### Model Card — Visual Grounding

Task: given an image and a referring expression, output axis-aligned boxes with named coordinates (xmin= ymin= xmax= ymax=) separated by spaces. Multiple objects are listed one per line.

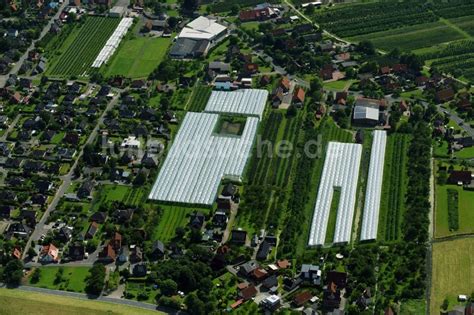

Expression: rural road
xmin=0 ymin=1 xmax=68 ymax=88
xmin=22 ymin=91 xmax=121 ymax=259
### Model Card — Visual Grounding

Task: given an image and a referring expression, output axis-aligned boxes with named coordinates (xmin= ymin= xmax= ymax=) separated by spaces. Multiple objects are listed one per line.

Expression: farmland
xmin=0 ymin=288 xmax=161 ymax=315
xmin=378 ymin=134 xmax=410 ymax=241
xmin=430 ymin=237 xmax=474 ymax=315
xmin=102 ymin=36 xmax=171 ymax=79
xmin=236 ymin=111 xmax=303 ymax=235
xmin=435 ymin=184 xmax=474 ymax=238
xmin=187 ymin=85 xmax=212 ymax=112
xmin=48 ymin=17 xmax=120 ymax=77
xmin=279 ymin=118 xmax=353 ymax=257
xmin=312 ymin=0 xmax=474 ymax=60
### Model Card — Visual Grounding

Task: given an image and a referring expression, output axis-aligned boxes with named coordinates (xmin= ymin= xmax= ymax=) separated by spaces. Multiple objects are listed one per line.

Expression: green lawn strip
xmin=325 ymin=187 xmax=341 ymax=244
xmin=454 ymin=146 xmax=474 ymax=158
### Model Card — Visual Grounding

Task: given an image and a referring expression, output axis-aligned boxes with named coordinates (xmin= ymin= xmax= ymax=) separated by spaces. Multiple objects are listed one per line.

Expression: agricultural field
xmin=0 ymin=288 xmax=161 ymax=315
xmin=236 ymin=111 xmax=303 ymax=236
xmin=312 ymin=0 xmax=474 ymax=58
xmin=435 ymin=184 xmax=474 ymax=238
xmin=187 ymin=85 xmax=212 ymax=112
xmin=153 ymin=205 xmax=209 ymax=242
xmin=48 ymin=17 xmax=120 ymax=77
xmin=430 ymin=237 xmax=474 ymax=315
xmin=102 ymin=36 xmax=171 ymax=79
xmin=378 ymin=134 xmax=410 ymax=241
xmin=28 ymin=267 xmax=90 ymax=292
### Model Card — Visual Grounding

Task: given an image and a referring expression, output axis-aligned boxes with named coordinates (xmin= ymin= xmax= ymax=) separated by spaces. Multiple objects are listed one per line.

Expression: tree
xmin=3 ymin=259 xmax=23 ymax=286
xmin=160 ymin=279 xmax=178 ymax=296
xmin=441 ymin=298 xmax=449 ymax=310
xmin=358 ymin=40 xmax=376 ymax=55
xmin=185 ymin=292 xmax=206 ymax=315
xmin=181 ymin=0 xmax=198 ymax=11
xmin=85 ymin=264 xmax=106 ymax=295
xmin=287 ymin=105 xmax=297 ymax=117
xmin=30 ymin=268 xmax=41 ymax=284
xmin=230 ymin=4 xmax=239 ymax=15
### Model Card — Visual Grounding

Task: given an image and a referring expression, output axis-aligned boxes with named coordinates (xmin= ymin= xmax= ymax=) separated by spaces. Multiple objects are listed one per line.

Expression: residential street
xmin=0 ymin=1 xmax=68 ymax=88
xmin=22 ymin=92 xmax=121 ymax=259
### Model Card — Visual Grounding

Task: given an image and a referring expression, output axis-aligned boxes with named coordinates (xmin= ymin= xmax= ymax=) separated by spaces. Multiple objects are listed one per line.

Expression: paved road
xmin=0 ymin=114 xmax=21 ymax=141
xmin=0 ymin=1 xmax=68 ymax=88
xmin=22 ymin=92 xmax=120 ymax=259
xmin=6 ymin=285 xmax=180 ymax=314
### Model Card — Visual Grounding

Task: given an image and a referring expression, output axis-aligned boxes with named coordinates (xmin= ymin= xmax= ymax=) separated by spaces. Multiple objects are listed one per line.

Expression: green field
xmin=455 ymin=146 xmax=474 ymax=159
xmin=153 ymin=205 xmax=209 ymax=242
xmin=378 ymin=134 xmax=410 ymax=241
xmin=349 ymin=21 xmax=464 ymax=52
xmin=0 ymin=288 xmax=161 ymax=315
xmin=400 ymin=299 xmax=426 ymax=315
xmin=431 ymin=237 xmax=474 ymax=315
xmin=102 ymin=36 xmax=171 ymax=79
xmin=48 ymin=17 xmax=120 ymax=77
xmin=28 ymin=267 xmax=90 ymax=292
xmin=435 ymin=184 xmax=474 ymax=238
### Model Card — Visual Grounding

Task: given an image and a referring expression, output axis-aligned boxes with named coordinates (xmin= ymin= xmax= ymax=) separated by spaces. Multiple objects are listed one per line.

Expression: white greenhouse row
xmin=148 ymin=112 xmax=259 ymax=205
xmin=91 ymin=17 xmax=133 ymax=68
xmin=205 ymin=89 xmax=269 ymax=119
xmin=360 ymin=130 xmax=387 ymax=241
xmin=308 ymin=142 xmax=362 ymax=246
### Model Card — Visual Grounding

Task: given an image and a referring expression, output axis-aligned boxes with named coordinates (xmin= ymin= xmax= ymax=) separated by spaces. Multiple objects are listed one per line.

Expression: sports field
xmin=48 ymin=17 xmax=120 ymax=77
xmin=0 ymin=288 xmax=162 ymax=315
xmin=102 ymin=36 xmax=171 ymax=79
xmin=435 ymin=184 xmax=474 ymax=238
xmin=430 ymin=237 xmax=474 ymax=314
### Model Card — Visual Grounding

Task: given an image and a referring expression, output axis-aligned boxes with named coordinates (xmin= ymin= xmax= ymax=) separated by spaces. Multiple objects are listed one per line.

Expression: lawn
xmin=28 ymin=267 xmax=90 ymax=293
xmin=91 ymin=184 xmax=146 ymax=212
xmin=323 ymin=79 xmax=355 ymax=91
xmin=47 ymin=17 xmax=120 ymax=77
xmin=102 ymin=36 xmax=171 ymax=79
xmin=153 ymin=204 xmax=209 ymax=242
xmin=430 ymin=237 xmax=474 ymax=314
xmin=455 ymin=146 xmax=474 ymax=159
xmin=0 ymin=288 xmax=161 ymax=315
xmin=400 ymin=299 xmax=426 ymax=315
xmin=435 ymin=184 xmax=474 ymax=238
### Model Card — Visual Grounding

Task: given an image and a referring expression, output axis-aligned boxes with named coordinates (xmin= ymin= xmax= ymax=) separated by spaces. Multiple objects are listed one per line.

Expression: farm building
xmin=170 ymin=16 xmax=227 ymax=59
xmin=353 ymin=98 xmax=385 ymax=127
xmin=308 ymin=142 xmax=362 ymax=246
xmin=360 ymin=130 xmax=387 ymax=241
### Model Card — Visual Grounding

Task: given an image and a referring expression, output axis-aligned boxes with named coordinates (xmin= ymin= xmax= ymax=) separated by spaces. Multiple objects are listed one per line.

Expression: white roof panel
xmin=204 ymin=89 xmax=268 ymax=119
xmin=360 ymin=130 xmax=387 ymax=241
xmin=308 ymin=142 xmax=362 ymax=246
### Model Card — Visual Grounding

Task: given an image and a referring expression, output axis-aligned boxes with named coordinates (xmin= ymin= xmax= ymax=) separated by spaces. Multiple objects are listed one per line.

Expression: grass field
xmin=28 ymin=267 xmax=90 ymax=292
xmin=153 ymin=204 xmax=209 ymax=242
xmin=400 ymin=299 xmax=426 ymax=315
xmin=48 ymin=17 xmax=120 ymax=77
xmin=102 ymin=36 xmax=171 ymax=79
xmin=0 ymin=288 xmax=161 ymax=315
xmin=435 ymin=184 xmax=474 ymax=238
xmin=455 ymin=146 xmax=474 ymax=159
xmin=430 ymin=237 xmax=474 ymax=314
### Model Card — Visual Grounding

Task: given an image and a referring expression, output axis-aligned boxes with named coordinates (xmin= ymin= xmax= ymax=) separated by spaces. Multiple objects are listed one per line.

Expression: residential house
xmin=301 ymin=264 xmax=321 ymax=285
xmin=98 ymin=243 xmax=116 ymax=262
xmin=230 ymin=229 xmax=247 ymax=245
xmin=239 ymin=284 xmax=258 ymax=301
xmin=293 ymin=87 xmax=305 ymax=107
xmin=189 ymin=212 xmax=206 ymax=229
xmin=39 ymin=243 xmax=60 ymax=263
xmin=149 ymin=240 xmax=165 ymax=260
xmin=77 ymin=180 xmax=94 ymax=199
xmin=238 ymin=260 xmax=258 ymax=277
xmin=85 ymin=222 xmax=99 ymax=239
xmin=90 ymin=212 xmax=107 ymax=224
xmin=447 ymin=170 xmax=473 ymax=185
xmin=293 ymin=291 xmax=313 ymax=307
xmin=132 ymin=264 xmax=147 ymax=277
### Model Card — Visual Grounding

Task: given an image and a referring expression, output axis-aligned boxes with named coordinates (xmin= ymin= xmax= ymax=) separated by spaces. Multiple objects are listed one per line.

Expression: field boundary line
xmin=439 ymin=17 xmax=473 ymax=40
